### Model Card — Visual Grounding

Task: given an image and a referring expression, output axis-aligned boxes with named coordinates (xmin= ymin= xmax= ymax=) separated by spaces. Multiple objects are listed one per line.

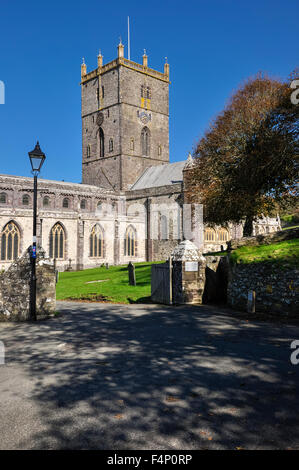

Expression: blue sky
xmin=0 ymin=0 xmax=298 ymax=183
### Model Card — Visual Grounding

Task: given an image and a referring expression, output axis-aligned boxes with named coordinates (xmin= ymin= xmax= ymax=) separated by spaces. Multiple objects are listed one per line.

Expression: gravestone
xmin=171 ymin=240 xmax=206 ymax=304
xmin=128 ymin=261 xmax=136 ymax=286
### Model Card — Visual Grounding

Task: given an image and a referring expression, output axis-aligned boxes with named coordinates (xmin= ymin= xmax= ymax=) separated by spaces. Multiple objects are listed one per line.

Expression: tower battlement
xmin=81 ymin=47 xmax=170 ymax=84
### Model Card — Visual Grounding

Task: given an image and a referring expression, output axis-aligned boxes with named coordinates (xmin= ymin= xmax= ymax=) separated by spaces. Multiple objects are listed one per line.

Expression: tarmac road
xmin=0 ymin=301 xmax=298 ymax=450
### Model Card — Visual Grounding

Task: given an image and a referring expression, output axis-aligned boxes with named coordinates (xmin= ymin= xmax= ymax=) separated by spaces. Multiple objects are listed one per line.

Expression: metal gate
xmin=151 ymin=259 xmax=172 ymax=305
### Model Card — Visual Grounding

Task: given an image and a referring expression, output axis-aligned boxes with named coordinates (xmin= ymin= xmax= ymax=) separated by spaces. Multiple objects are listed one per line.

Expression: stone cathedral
xmin=0 ymin=42 xmax=281 ymax=271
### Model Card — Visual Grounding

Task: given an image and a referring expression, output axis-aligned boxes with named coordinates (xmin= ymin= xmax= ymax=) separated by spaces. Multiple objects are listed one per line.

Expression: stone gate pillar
xmin=171 ymin=240 xmax=206 ymax=304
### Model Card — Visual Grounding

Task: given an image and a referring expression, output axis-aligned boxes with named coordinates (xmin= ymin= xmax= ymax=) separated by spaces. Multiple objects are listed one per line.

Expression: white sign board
xmin=185 ymin=261 xmax=198 ymax=272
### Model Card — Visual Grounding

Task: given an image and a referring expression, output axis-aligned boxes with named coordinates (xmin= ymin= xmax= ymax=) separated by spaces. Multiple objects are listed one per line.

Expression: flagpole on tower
xmin=128 ymin=16 xmax=131 ymax=60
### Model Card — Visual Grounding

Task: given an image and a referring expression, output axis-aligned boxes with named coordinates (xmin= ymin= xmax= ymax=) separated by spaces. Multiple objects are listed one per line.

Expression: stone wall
xmin=227 ymin=228 xmax=299 ymax=315
xmin=227 ymin=262 xmax=299 ymax=315
xmin=0 ymin=247 xmax=56 ymax=321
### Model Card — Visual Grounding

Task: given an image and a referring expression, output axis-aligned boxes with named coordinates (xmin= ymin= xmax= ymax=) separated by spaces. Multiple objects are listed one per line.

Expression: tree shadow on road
xmin=2 ymin=302 xmax=299 ymax=449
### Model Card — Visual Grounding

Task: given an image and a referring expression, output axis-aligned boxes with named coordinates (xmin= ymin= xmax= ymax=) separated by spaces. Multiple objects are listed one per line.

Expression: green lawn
xmin=230 ymin=238 xmax=299 ymax=266
xmin=56 ymin=262 xmax=162 ymax=304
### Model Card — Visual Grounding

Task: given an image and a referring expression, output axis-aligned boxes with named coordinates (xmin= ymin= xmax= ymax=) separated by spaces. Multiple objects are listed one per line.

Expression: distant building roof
xmin=130 ymin=161 xmax=185 ymax=190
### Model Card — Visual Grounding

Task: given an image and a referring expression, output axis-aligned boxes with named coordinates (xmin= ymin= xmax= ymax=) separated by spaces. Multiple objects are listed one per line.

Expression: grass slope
xmin=230 ymin=238 xmax=299 ymax=266
xmin=56 ymin=262 xmax=162 ymax=304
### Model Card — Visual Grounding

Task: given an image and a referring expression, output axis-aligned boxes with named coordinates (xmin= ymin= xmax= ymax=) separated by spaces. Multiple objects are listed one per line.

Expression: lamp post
xmin=28 ymin=141 xmax=46 ymax=321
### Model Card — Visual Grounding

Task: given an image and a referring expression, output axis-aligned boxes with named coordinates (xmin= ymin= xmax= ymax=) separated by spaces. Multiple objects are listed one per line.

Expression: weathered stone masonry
xmin=0 ymin=247 xmax=56 ymax=321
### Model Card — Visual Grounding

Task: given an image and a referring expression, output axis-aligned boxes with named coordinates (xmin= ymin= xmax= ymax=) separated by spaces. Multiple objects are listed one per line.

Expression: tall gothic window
xmin=124 ymin=226 xmax=136 ymax=257
xmin=146 ymin=87 xmax=151 ymax=99
xmin=204 ymin=228 xmax=216 ymax=242
xmin=218 ymin=228 xmax=229 ymax=242
xmin=0 ymin=193 xmax=7 ymax=204
xmin=0 ymin=221 xmax=20 ymax=261
xmin=89 ymin=224 xmax=104 ymax=258
xmin=99 ymin=127 xmax=104 ymax=157
xmin=49 ymin=223 xmax=65 ymax=259
xmin=141 ymin=127 xmax=150 ymax=156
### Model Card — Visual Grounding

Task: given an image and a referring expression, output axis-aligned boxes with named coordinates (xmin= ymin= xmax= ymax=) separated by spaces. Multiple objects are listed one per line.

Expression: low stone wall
xmin=226 ymin=228 xmax=299 ymax=315
xmin=227 ymin=262 xmax=299 ymax=315
xmin=0 ymin=247 xmax=56 ymax=321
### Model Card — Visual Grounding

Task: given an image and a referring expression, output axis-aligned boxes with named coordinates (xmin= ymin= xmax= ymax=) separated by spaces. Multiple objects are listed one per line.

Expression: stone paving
xmin=0 ymin=301 xmax=298 ymax=449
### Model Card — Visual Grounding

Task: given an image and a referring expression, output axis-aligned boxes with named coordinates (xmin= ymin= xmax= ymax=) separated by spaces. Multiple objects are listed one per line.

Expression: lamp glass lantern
xmin=28 ymin=141 xmax=46 ymax=173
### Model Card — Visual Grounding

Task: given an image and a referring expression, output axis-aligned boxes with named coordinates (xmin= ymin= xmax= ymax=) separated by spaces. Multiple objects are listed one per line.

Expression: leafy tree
xmin=188 ymin=72 xmax=299 ymax=236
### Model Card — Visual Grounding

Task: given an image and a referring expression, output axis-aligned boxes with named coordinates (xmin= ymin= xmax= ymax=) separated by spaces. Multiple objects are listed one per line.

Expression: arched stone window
xmin=43 ymin=196 xmax=50 ymax=207
xmin=125 ymin=226 xmax=137 ymax=257
xmin=80 ymin=199 xmax=86 ymax=210
xmin=218 ymin=228 xmax=229 ymax=242
xmin=158 ymin=144 xmax=162 ymax=157
xmin=99 ymin=127 xmax=104 ymax=157
xmin=109 ymin=138 xmax=114 ymax=152
xmin=22 ymin=194 xmax=30 ymax=206
xmin=146 ymin=87 xmax=151 ymax=99
xmin=89 ymin=224 xmax=104 ymax=258
xmin=141 ymin=127 xmax=150 ymax=156
xmin=204 ymin=227 xmax=216 ymax=242
xmin=49 ymin=223 xmax=65 ymax=259
xmin=63 ymin=198 xmax=69 ymax=208
xmin=130 ymin=137 xmax=135 ymax=151
xmin=0 ymin=221 xmax=20 ymax=261
xmin=0 ymin=193 xmax=7 ymax=204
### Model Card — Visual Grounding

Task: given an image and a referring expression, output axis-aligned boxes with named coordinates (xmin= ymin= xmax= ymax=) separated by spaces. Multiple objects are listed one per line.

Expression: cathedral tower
xmin=81 ymin=42 xmax=170 ymax=191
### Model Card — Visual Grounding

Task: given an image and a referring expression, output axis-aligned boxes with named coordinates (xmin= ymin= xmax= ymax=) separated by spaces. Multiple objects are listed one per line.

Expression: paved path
xmin=0 ymin=301 xmax=298 ymax=449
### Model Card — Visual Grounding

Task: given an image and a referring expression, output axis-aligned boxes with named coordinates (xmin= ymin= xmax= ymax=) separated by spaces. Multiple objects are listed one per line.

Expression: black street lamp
xmin=28 ymin=141 xmax=46 ymax=321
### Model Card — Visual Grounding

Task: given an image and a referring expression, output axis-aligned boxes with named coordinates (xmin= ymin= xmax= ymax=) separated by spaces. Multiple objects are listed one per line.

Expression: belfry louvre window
xmin=1 ymin=222 xmax=20 ymax=261
xmin=0 ymin=193 xmax=7 ymax=204
xmin=49 ymin=223 xmax=65 ymax=259
xmin=89 ymin=224 xmax=104 ymax=258
xmin=80 ymin=199 xmax=86 ymax=210
xmin=125 ymin=226 xmax=136 ymax=257
xmin=63 ymin=198 xmax=69 ymax=208
xmin=141 ymin=127 xmax=150 ymax=156
xmin=146 ymin=87 xmax=151 ymax=99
